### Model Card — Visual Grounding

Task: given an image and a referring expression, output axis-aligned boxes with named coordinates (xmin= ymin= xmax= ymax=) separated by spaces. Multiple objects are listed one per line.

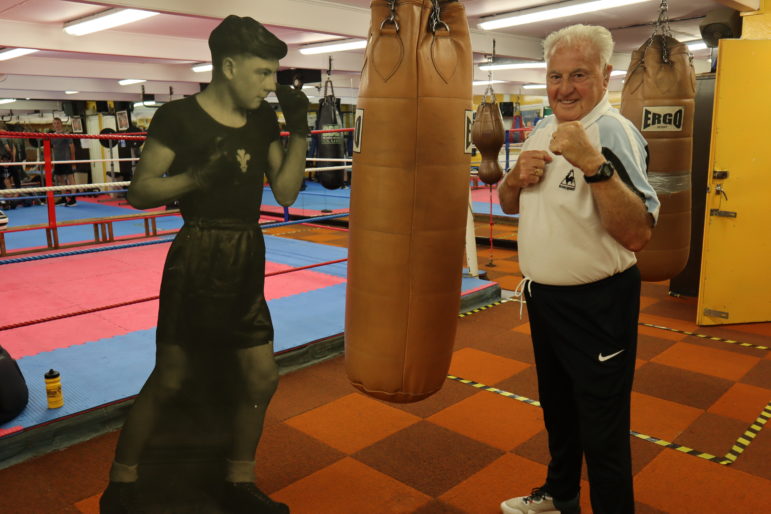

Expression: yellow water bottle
xmin=45 ymin=369 xmax=64 ymax=409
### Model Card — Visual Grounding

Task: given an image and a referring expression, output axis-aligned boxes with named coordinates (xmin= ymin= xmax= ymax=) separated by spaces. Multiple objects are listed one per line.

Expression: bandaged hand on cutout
xmin=276 ymin=85 xmax=309 ymax=138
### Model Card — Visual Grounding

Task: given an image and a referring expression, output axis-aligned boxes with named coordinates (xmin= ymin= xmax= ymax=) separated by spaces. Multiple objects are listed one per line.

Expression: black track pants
xmin=525 ymin=266 xmax=640 ymax=514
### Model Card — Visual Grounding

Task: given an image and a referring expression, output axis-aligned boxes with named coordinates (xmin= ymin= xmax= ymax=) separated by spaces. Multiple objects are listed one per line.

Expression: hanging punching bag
xmin=316 ymin=81 xmax=346 ymax=190
xmin=345 ymin=0 xmax=472 ymax=403
xmin=620 ymin=34 xmax=695 ymax=282
xmin=471 ymin=92 xmax=504 ymax=185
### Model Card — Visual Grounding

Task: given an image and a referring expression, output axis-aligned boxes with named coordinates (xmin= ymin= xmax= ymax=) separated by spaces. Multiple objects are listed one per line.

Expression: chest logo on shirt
xmin=559 ymin=169 xmax=576 ymax=191
xmin=236 ymin=149 xmax=250 ymax=173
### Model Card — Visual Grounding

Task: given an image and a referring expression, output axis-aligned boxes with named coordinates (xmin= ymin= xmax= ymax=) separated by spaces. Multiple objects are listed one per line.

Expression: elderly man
xmin=498 ymin=25 xmax=659 ymax=514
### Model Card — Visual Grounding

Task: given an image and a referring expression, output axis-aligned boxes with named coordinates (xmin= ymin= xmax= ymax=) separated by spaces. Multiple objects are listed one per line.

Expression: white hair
xmin=543 ymin=24 xmax=614 ymax=68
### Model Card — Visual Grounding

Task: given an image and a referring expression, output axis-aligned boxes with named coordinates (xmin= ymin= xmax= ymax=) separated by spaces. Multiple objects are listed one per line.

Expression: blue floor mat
xmin=1 ymin=275 xmax=495 ymax=434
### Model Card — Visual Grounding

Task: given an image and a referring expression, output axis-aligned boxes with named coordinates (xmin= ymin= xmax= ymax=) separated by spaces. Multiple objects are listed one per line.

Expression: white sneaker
xmin=501 ymin=486 xmax=560 ymax=514
xmin=501 ymin=486 xmax=581 ymax=514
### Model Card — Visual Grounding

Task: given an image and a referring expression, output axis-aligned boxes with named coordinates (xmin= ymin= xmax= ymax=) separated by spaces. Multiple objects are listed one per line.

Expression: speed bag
xmin=345 ymin=0 xmax=473 ymax=403
xmin=316 ymin=96 xmax=346 ymax=190
xmin=471 ymin=100 xmax=505 ymax=185
xmin=620 ymin=35 xmax=696 ymax=282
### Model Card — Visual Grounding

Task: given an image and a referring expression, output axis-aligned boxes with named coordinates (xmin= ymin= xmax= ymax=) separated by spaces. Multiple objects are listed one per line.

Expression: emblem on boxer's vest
xmin=559 ymin=169 xmax=576 ymax=191
xmin=236 ymin=149 xmax=250 ymax=173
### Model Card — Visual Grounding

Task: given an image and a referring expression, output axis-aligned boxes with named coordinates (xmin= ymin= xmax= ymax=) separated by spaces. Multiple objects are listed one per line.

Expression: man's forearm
xmin=589 ymin=175 xmax=652 ymax=252
xmin=271 ymin=135 xmax=307 ymax=206
xmin=498 ymin=169 xmax=522 ymax=214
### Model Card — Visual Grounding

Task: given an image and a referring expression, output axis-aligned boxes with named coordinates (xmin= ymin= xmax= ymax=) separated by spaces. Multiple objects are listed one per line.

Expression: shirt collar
xmin=579 ymin=92 xmax=612 ymax=129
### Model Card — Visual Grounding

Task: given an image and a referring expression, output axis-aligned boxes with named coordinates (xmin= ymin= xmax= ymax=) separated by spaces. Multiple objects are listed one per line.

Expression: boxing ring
xmin=0 ymin=128 xmax=500 ymax=466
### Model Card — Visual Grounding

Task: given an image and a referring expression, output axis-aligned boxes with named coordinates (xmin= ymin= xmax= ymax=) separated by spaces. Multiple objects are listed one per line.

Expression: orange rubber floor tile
xmin=651 ymin=341 xmax=760 ymax=381
xmin=708 ymin=383 xmax=771 ymax=424
xmin=634 ymin=448 xmax=771 ymax=513
xmin=440 ymin=453 xmax=594 ymax=514
xmin=630 ymin=392 xmax=704 ymax=442
xmin=428 ymin=391 xmax=544 ymax=451
xmin=272 ymin=457 xmax=431 ymax=514
xmin=74 ymin=495 xmax=99 ymax=514
xmin=284 ymin=393 xmax=420 ymax=454
xmin=448 ymin=347 xmax=530 ymax=386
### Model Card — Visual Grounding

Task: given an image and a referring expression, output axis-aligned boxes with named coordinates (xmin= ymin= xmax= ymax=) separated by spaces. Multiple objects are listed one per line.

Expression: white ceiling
xmin=0 ymin=0 xmax=737 ymax=113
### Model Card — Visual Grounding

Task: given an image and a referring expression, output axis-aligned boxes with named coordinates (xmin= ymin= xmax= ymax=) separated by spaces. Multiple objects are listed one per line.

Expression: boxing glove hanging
xmin=345 ymin=0 xmax=473 ymax=403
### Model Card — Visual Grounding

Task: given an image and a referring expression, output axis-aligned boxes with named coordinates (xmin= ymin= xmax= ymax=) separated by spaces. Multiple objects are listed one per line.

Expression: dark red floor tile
xmin=673 ymin=412 xmax=748 ymax=460
xmin=254 ymin=422 xmax=345 ymax=494
xmin=633 ymin=361 xmax=733 ymax=410
xmin=740 ymin=359 xmax=771 ymax=389
xmin=388 ymin=378 xmax=478 ymax=419
xmin=354 ymin=421 xmax=503 ymax=497
xmin=636 ymin=333 xmax=677 ymax=361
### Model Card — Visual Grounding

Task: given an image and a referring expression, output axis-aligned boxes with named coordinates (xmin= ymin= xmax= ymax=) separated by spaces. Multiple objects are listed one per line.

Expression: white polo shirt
xmin=504 ymin=96 xmax=660 ymax=286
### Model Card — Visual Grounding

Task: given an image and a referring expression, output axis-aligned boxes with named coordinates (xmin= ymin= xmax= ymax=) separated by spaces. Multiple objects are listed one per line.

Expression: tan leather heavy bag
xmin=345 ymin=0 xmax=472 ymax=403
xmin=472 ymin=98 xmax=505 ymax=185
xmin=620 ymin=36 xmax=695 ymax=282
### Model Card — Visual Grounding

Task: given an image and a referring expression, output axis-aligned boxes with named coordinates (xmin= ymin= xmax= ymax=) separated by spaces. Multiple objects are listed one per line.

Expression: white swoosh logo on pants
xmin=598 ymin=349 xmax=624 ymax=362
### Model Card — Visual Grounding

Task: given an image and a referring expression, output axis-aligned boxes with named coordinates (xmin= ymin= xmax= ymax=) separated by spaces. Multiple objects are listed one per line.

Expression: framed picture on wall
xmin=116 ymin=110 xmax=130 ymax=131
xmin=71 ymin=116 xmax=83 ymax=134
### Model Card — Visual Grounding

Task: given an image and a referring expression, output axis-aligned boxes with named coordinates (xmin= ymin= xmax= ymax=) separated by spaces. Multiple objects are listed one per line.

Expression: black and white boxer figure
xmin=498 ymin=25 xmax=660 ymax=514
xmin=100 ymin=15 xmax=308 ymax=514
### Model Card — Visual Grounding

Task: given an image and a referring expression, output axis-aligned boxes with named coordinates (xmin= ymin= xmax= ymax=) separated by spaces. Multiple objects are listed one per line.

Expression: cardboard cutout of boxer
xmin=100 ymin=16 xmax=308 ymax=514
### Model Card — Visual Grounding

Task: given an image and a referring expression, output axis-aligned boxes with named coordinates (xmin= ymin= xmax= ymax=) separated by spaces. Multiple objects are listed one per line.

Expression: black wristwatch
xmin=584 ymin=160 xmax=615 ymax=183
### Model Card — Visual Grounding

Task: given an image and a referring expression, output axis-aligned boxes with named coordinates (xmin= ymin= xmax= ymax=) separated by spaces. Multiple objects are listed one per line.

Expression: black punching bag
xmin=315 ymin=81 xmax=346 ymax=190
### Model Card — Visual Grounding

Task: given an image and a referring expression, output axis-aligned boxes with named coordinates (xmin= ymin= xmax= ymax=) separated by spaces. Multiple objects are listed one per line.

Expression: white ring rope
xmin=0 ymin=181 xmax=132 ymax=195
xmin=0 ymin=158 xmax=140 ymax=167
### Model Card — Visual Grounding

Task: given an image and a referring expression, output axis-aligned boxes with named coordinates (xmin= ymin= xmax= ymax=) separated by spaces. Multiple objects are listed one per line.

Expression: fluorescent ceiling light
xmin=64 ymin=8 xmax=159 ymax=36
xmin=472 ymin=80 xmax=506 ymax=86
xmin=522 ymin=84 xmax=546 ymax=89
xmin=119 ymin=79 xmax=146 ymax=86
xmin=479 ymin=62 xmax=546 ymax=71
xmin=0 ymin=48 xmax=39 ymax=61
xmin=299 ymin=39 xmax=367 ymax=55
xmin=0 ymin=98 xmax=17 ymax=105
xmin=479 ymin=0 xmax=650 ymax=30
xmin=133 ymin=100 xmax=156 ymax=107
xmin=610 ymin=70 xmax=627 ymax=77
xmin=65 ymin=90 xmax=79 ymax=95
xmin=192 ymin=63 xmax=213 ymax=73
xmin=687 ymin=41 xmax=708 ymax=51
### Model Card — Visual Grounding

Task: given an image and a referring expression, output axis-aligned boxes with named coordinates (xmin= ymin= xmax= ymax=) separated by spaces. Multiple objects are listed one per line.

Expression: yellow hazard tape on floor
xmin=447 ymin=375 xmax=769 ymax=466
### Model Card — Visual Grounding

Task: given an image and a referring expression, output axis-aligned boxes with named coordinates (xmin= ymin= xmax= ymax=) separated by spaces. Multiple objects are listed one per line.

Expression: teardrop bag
xmin=471 ymin=97 xmax=505 ymax=185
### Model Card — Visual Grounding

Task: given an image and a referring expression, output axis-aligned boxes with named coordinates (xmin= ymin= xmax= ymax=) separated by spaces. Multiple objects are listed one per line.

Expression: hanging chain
xmin=380 ymin=0 xmax=400 ymax=31
xmin=324 ymin=56 xmax=335 ymax=98
xmin=429 ymin=0 xmax=450 ymax=33
xmin=641 ymin=0 xmax=673 ymax=64
xmin=484 ymin=39 xmax=496 ymax=102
